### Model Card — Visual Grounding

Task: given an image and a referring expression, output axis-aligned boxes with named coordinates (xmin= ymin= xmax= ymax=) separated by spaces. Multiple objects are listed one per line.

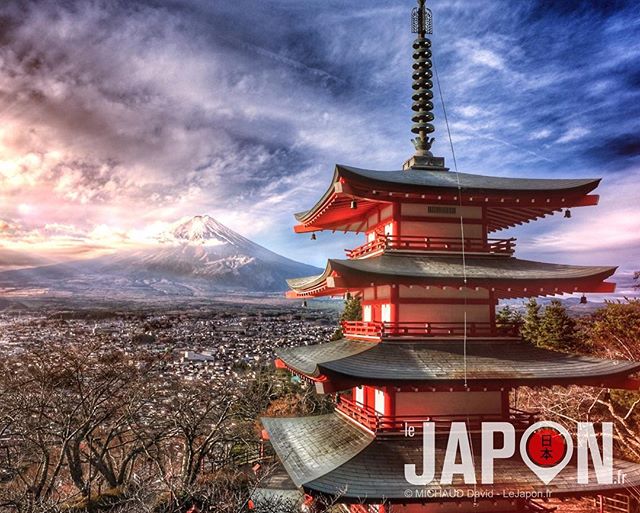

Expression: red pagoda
xmin=259 ymin=1 xmax=640 ymax=512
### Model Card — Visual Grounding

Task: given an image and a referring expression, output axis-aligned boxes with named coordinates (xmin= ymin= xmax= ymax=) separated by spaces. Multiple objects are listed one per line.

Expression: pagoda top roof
xmin=276 ymin=339 xmax=640 ymax=391
xmin=294 ymin=165 xmax=601 ymax=232
xmin=335 ymin=164 xmax=598 ymax=196
xmin=287 ymin=253 xmax=616 ymax=298
xmin=262 ymin=412 xmax=640 ymax=503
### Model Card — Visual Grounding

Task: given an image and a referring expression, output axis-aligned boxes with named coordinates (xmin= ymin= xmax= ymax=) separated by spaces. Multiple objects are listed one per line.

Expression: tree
xmin=582 ymin=299 xmax=640 ymax=361
xmin=495 ymin=305 xmax=523 ymax=335
xmin=520 ymin=298 xmax=541 ymax=345
xmin=331 ymin=295 xmax=362 ymax=340
xmin=0 ymin=341 xmax=167 ymax=512
xmin=340 ymin=295 xmax=362 ymax=323
xmin=538 ymin=299 xmax=577 ymax=351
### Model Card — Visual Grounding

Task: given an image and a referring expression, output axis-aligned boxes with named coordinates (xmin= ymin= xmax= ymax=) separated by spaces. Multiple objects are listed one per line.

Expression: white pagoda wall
xmin=360 ymin=202 xmax=488 ymax=241
xmin=399 ymin=220 xmax=483 ymax=239
xmin=397 ymin=304 xmax=489 ymax=323
xmin=395 ymin=391 xmax=502 ymax=417
xmin=361 ymin=285 xmax=493 ymax=324
xmin=399 ymin=203 xmax=485 ymax=240
xmin=398 ymin=286 xmax=489 ymax=299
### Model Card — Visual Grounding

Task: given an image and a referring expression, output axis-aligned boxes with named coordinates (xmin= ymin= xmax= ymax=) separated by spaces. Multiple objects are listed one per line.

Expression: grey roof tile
xmin=277 ymin=339 xmax=640 ymax=386
xmin=287 ymin=254 xmax=616 ymax=291
xmin=264 ymin=413 xmax=640 ymax=502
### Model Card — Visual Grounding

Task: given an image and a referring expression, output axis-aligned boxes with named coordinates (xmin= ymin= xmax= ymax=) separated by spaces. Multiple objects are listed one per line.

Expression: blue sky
xmin=0 ymin=0 xmax=638 ymax=291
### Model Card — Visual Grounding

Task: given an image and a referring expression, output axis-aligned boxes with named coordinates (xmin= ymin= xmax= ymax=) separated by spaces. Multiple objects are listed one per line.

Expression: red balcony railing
xmin=336 ymin=396 xmax=537 ymax=436
xmin=346 ymin=234 xmax=516 ymax=259
xmin=341 ymin=320 xmax=519 ymax=340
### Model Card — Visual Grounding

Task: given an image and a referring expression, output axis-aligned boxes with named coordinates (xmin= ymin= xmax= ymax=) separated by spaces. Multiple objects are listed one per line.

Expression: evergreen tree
xmin=495 ymin=305 xmax=523 ymax=335
xmin=331 ymin=295 xmax=362 ymax=340
xmin=538 ymin=299 xmax=577 ymax=351
xmin=340 ymin=294 xmax=362 ymax=322
xmin=521 ymin=298 xmax=541 ymax=345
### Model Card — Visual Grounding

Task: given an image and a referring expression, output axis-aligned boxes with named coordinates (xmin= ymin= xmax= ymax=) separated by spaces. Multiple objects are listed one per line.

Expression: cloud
xmin=529 ymin=128 xmax=552 ymax=140
xmin=516 ymin=168 xmax=640 ymax=272
xmin=0 ymin=0 xmax=637 ymax=274
xmin=556 ymin=127 xmax=590 ymax=144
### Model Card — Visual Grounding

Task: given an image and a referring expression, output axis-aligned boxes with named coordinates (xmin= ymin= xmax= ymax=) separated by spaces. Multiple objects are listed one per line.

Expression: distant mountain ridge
xmin=0 ymin=215 xmax=321 ymax=298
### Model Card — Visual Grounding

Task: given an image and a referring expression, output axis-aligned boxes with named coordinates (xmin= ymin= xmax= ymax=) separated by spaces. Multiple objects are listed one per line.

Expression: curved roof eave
xmin=287 ymin=254 xmax=617 ymax=294
xmin=294 ymin=164 xmax=601 ymax=225
xmin=338 ymin=164 xmax=601 ymax=193
xmin=276 ymin=339 xmax=640 ymax=386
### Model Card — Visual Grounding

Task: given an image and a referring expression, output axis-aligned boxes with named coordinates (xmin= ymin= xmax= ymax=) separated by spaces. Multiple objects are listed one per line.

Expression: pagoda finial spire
xmin=403 ymin=0 xmax=445 ymax=170
xmin=411 ymin=0 xmax=435 ymax=156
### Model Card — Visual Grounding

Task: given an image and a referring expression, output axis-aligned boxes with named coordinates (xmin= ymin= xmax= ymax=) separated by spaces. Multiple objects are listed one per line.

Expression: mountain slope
xmin=0 ymin=215 xmax=321 ymax=297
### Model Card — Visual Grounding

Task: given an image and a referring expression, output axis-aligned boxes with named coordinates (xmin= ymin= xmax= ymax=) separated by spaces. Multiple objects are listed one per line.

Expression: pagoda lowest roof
xmin=262 ymin=412 xmax=640 ymax=503
xmin=294 ymin=165 xmax=601 ymax=233
xmin=286 ymin=253 xmax=616 ymax=298
xmin=276 ymin=339 xmax=640 ymax=392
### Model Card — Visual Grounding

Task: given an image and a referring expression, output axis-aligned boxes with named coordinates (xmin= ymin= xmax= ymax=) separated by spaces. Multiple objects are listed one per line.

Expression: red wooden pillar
xmin=481 ymin=205 xmax=489 ymax=242
xmin=384 ymin=387 xmax=395 ymax=418
xmin=390 ymin=283 xmax=399 ymax=335
xmin=501 ymin=388 xmax=511 ymax=418
xmin=392 ymin=201 xmax=400 ymax=238
xmin=365 ymin=386 xmax=375 ymax=410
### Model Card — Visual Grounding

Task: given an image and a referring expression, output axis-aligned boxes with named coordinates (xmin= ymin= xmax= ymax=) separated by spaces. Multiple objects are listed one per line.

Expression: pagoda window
xmin=374 ymin=389 xmax=385 ymax=415
xmin=401 ymin=203 xmax=482 ymax=219
xmin=383 ymin=222 xmax=393 ymax=236
xmin=363 ymin=304 xmax=372 ymax=322
xmin=367 ymin=231 xmax=376 ymax=243
xmin=381 ymin=303 xmax=392 ymax=323
xmin=427 ymin=205 xmax=457 ymax=215
xmin=355 ymin=385 xmax=365 ymax=407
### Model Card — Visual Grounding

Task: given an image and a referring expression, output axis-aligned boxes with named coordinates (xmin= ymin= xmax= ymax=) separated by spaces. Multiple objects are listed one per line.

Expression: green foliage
xmin=538 ymin=299 xmax=577 ymax=351
xmin=331 ymin=294 xmax=362 ymax=340
xmin=520 ymin=298 xmax=578 ymax=351
xmin=495 ymin=305 xmax=523 ymax=335
xmin=581 ymin=299 xmax=640 ymax=360
xmin=520 ymin=298 xmax=541 ymax=345
xmin=330 ymin=327 xmax=344 ymax=341
xmin=340 ymin=294 xmax=362 ymax=322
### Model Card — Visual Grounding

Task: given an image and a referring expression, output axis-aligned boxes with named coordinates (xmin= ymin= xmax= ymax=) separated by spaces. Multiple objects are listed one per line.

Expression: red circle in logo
xmin=525 ymin=427 xmax=568 ymax=467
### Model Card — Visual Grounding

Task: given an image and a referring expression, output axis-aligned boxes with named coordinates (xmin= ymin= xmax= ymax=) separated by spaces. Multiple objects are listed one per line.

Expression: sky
xmin=0 ymin=0 xmax=638 ymax=291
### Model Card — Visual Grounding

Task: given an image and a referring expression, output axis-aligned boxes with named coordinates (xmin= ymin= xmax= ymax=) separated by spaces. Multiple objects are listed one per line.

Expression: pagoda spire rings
xmin=411 ymin=0 xmax=435 ymax=156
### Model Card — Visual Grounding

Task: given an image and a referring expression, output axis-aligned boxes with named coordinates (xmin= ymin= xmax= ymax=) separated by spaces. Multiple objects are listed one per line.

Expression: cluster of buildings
xmin=0 ymin=304 xmax=337 ymax=383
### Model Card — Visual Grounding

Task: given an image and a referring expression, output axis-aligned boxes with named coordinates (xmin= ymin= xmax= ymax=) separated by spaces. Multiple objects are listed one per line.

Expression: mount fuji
xmin=0 ymin=215 xmax=321 ymax=298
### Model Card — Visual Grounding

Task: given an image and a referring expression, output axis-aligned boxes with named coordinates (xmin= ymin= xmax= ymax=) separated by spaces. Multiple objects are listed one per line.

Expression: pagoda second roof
xmin=276 ymin=339 xmax=640 ymax=389
xmin=263 ymin=412 xmax=640 ymax=502
xmin=294 ymin=165 xmax=601 ymax=232
xmin=286 ymin=253 xmax=616 ymax=298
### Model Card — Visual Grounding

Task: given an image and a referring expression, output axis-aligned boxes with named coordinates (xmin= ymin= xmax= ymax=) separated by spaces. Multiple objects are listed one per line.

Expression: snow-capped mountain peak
xmin=0 ymin=214 xmax=322 ymax=295
xmin=164 ymin=215 xmax=247 ymax=246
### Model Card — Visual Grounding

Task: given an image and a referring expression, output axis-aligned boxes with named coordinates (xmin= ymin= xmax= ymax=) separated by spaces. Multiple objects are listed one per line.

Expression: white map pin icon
xmin=520 ymin=421 xmax=574 ymax=485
